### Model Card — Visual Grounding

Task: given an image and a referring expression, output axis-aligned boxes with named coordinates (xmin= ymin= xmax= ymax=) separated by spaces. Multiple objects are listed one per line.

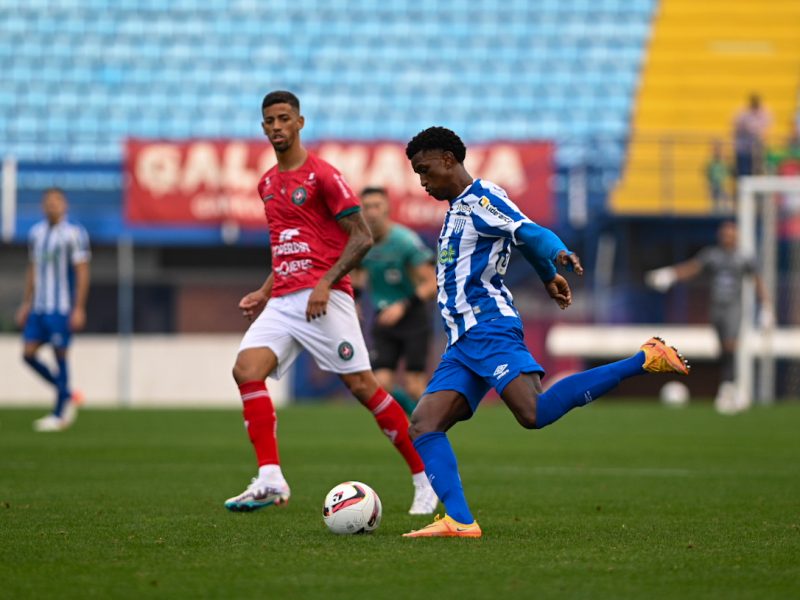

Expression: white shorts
xmin=238 ymin=288 xmax=371 ymax=379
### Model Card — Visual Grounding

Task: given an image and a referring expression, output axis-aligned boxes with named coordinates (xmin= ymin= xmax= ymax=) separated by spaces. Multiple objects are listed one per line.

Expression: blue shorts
xmin=424 ymin=317 xmax=544 ymax=414
xmin=23 ymin=312 xmax=72 ymax=349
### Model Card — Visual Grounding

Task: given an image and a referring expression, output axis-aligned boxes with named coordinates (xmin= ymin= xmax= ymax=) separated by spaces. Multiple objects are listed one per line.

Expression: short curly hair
xmin=262 ymin=90 xmax=300 ymax=111
xmin=405 ymin=127 xmax=466 ymax=163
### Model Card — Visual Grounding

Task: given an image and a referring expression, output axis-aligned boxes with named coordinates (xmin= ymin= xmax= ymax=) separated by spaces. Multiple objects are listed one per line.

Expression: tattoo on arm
xmin=323 ymin=213 xmax=374 ymax=285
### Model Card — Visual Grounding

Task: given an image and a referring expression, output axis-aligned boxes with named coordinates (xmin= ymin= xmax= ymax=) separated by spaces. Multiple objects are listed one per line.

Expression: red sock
xmin=365 ymin=388 xmax=425 ymax=474
xmin=239 ymin=381 xmax=279 ymax=466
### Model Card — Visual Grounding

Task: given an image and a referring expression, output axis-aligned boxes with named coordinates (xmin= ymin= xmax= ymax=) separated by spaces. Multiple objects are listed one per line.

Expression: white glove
xmin=758 ymin=306 xmax=775 ymax=329
xmin=645 ymin=267 xmax=678 ymax=292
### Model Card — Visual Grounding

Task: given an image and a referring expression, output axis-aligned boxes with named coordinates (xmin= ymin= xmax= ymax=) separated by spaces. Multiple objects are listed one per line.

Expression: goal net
xmin=736 ymin=176 xmax=800 ymax=405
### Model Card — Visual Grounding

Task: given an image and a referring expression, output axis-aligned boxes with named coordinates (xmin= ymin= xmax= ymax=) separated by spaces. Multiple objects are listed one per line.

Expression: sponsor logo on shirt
xmin=479 ymin=196 xmax=512 ymax=223
xmin=278 ymin=228 xmax=300 ymax=242
xmin=452 ymin=202 xmax=473 ymax=215
xmin=274 ymin=228 xmax=311 ymax=256
xmin=274 ymin=259 xmax=312 ymax=276
xmin=291 ymin=187 xmax=307 ymax=206
xmin=438 ymin=244 xmax=456 ymax=265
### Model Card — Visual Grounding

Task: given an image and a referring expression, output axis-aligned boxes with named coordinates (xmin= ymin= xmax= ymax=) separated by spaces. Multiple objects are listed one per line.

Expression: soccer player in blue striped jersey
xmin=16 ymin=188 xmax=91 ymax=432
xmin=402 ymin=127 xmax=690 ymax=538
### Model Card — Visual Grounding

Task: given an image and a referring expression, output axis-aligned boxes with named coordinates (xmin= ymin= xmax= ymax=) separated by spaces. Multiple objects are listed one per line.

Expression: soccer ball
xmin=660 ymin=381 xmax=690 ymax=407
xmin=322 ymin=481 xmax=382 ymax=535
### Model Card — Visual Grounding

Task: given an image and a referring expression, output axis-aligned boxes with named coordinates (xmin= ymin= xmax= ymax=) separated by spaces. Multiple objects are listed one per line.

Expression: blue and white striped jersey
xmin=436 ymin=179 xmax=532 ymax=346
xmin=28 ymin=219 xmax=91 ymax=315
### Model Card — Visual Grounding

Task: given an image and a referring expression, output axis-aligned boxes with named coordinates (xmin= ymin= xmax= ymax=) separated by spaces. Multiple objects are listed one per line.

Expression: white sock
xmin=258 ymin=464 xmax=286 ymax=485
xmin=412 ymin=471 xmax=429 ymax=487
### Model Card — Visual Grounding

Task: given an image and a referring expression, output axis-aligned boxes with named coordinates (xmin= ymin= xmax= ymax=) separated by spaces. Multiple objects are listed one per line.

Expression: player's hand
xmin=544 ymin=274 xmax=572 ymax=310
xmin=645 ymin=267 xmax=677 ymax=292
xmin=376 ymin=301 xmax=406 ymax=327
xmin=14 ymin=302 xmax=31 ymax=329
xmin=239 ymin=290 xmax=269 ymax=322
xmin=758 ymin=306 xmax=775 ymax=329
xmin=556 ymin=250 xmax=584 ymax=275
xmin=306 ymin=280 xmax=331 ymax=321
xmin=69 ymin=307 xmax=86 ymax=331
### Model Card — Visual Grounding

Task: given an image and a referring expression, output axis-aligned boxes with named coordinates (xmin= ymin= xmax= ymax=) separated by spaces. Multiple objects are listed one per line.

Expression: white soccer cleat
xmin=60 ymin=400 xmax=80 ymax=429
xmin=33 ymin=414 xmax=66 ymax=432
xmin=224 ymin=478 xmax=290 ymax=512
xmin=408 ymin=477 xmax=439 ymax=515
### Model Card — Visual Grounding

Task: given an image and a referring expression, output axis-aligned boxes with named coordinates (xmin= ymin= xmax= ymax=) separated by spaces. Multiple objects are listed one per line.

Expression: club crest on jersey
xmin=338 ymin=341 xmax=355 ymax=361
xmin=291 ymin=187 xmax=307 ymax=206
xmin=453 ymin=217 xmax=467 ymax=234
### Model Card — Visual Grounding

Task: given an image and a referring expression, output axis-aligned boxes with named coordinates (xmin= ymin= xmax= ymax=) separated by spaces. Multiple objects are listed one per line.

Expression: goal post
xmin=736 ymin=175 xmax=800 ymax=406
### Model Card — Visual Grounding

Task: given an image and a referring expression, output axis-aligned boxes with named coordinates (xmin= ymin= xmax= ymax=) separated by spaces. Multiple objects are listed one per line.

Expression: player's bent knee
xmin=513 ymin=408 xmax=538 ymax=430
xmin=232 ymin=361 xmax=262 ymax=385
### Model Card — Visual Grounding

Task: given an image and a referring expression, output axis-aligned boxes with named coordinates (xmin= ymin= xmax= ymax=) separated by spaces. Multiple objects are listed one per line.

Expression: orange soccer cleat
xmin=641 ymin=337 xmax=691 ymax=375
xmin=402 ymin=514 xmax=482 ymax=538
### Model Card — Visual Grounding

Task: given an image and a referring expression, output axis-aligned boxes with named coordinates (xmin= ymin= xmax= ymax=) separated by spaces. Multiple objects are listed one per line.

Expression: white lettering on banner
xmin=275 ymin=259 xmax=312 ymax=276
xmin=317 ymin=144 xmax=369 ymax=185
xmin=223 ymin=143 xmax=260 ymax=191
xmin=190 ymin=193 xmax=265 ymax=220
xmin=182 ymin=143 xmax=220 ymax=192
xmin=136 ymin=144 xmax=182 ymax=195
xmin=482 ymin=145 xmax=526 ymax=194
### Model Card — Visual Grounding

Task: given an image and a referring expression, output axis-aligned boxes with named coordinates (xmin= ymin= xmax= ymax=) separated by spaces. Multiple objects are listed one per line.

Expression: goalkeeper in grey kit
xmin=646 ymin=221 xmax=772 ymax=414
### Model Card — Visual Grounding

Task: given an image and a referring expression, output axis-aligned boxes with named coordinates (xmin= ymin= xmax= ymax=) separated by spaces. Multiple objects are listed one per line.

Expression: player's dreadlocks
xmin=405 ymin=126 xmax=467 ymax=163
xmin=262 ymin=90 xmax=300 ymax=111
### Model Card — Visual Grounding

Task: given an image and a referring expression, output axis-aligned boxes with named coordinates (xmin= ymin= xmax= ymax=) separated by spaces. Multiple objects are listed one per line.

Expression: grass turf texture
xmin=1 ymin=403 xmax=799 ymax=599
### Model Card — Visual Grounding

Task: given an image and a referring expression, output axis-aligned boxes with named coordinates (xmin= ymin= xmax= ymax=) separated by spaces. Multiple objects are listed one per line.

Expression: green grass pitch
xmin=1 ymin=402 xmax=798 ymax=599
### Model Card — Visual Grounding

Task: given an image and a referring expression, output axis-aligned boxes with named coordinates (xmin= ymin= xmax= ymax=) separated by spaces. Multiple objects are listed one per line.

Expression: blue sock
xmin=413 ymin=432 xmax=474 ymax=524
xmin=23 ymin=355 xmax=57 ymax=386
xmin=53 ymin=355 xmax=71 ymax=417
xmin=536 ymin=351 xmax=645 ymax=429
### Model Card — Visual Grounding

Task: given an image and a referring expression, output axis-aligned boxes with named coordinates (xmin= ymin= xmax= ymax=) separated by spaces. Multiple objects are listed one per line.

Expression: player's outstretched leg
xmin=341 ymin=371 xmax=438 ymax=515
xmin=519 ymin=337 xmax=690 ymax=430
xmin=404 ymin=391 xmax=482 ymax=538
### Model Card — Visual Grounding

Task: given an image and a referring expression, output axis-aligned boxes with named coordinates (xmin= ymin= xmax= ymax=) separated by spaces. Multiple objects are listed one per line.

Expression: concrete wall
xmin=0 ymin=334 xmax=290 ymax=408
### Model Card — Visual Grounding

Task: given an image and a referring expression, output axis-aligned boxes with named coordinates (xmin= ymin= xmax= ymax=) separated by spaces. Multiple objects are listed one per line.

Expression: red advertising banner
xmin=125 ymin=139 xmax=554 ymax=229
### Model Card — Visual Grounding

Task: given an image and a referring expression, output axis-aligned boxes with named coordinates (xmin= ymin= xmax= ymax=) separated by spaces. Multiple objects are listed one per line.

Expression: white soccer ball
xmin=660 ymin=381 xmax=690 ymax=407
xmin=322 ymin=481 xmax=382 ymax=535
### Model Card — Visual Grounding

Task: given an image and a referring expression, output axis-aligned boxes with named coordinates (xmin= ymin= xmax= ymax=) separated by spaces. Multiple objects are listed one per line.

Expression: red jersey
xmin=257 ymin=152 xmax=361 ymax=298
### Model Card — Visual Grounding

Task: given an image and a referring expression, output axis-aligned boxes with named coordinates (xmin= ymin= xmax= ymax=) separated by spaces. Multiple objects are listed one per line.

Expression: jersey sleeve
xmin=470 ymin=192 xmax=532 ymax=242
xmin=404 ymin=229 xmax=434 ymax=267
xmin=319 ymin=166 xmax=361 ymax=221
xmin=69 ymin=225 xmax=91 ymax=264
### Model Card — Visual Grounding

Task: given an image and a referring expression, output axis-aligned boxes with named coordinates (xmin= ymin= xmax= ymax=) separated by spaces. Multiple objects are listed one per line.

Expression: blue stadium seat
xmin=2 ymin=1 xmax=655 ymax=190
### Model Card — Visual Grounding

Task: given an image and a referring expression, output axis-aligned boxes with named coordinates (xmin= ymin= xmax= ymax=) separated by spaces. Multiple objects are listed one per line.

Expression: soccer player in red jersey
xmin=225 ymin=91 xmax=437 ymax=514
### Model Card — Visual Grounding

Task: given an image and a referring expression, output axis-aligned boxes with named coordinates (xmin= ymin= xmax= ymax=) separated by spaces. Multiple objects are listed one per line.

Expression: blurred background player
xmin=354 ymin=186 xmax=437 ymax=415
xmin=15 ymin=188 xmax=90 ymax=432
xmin=226 ymin=91 xmax=437 ymax=514
xmin=646 ymin=220 xmax=772 ymax=414
xmin=400 ymin=127 xmax=690 ymax=538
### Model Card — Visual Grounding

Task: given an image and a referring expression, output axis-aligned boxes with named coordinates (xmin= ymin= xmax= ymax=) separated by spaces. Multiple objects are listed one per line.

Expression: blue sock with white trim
xmin=413 ymin=432 xmax=474 ymax=524
xmin=535 ymin=352 xmax=645 ymax=429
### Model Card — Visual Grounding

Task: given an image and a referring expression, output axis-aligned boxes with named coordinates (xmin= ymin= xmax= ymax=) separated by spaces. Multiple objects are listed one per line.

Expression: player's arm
xmin=375 ymin=260 xmax=436 ymax=327
xmin=514 ymin=221 xmax=583 ymax=310
xmin=306 ymin=211 xmax=373 ymax=321
xmin=70 ymin=260 xmax=90 ymax=331
xmin=239 ymin=272 xmax=273 ymax=322
xmin=753 ymin=272 xmax=775 ymax=328
xmin=15 ymin=263 xmax=35 ymax=328
xmin=645 ymin=258 xmax=703 ymax=292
